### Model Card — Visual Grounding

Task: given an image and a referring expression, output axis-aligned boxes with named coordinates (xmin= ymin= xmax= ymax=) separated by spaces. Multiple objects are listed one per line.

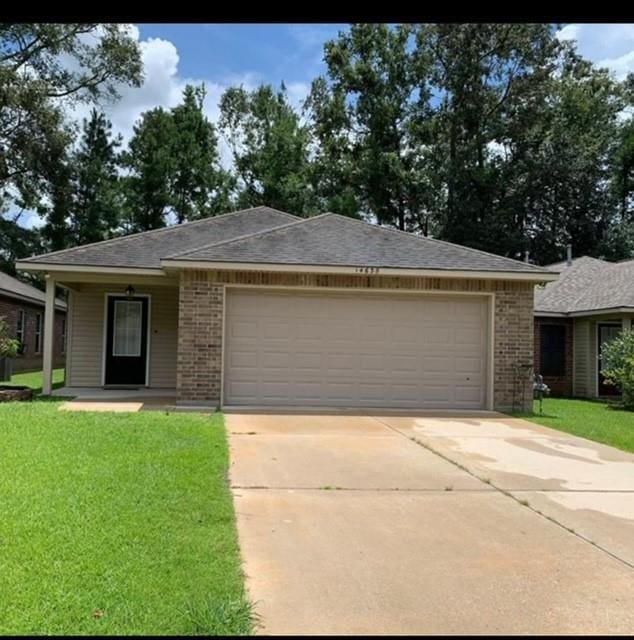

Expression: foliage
xmin=600 ymin=329 xmax=634 ymax=409
xmin=121 ymin=107 xmax=174 ymax=231
xmin=0 ymin=24 xmax=142 ymax=213
xmin=306 ymin=24 xmax=433 ymax=230
xmin=123 ymin=85 xmax=232 ymax=231
xmin=170 ymin=85 xmax=234 ymax=222
xmin=220 ymin=83 xmax=316 ymax=215
xmin=70 ymin=109 xmax=123 ymax=244
xmin=3 ymin=23 xmax=634 ymax=271
xmin=0 ymin=315 xmax=19 ymax=358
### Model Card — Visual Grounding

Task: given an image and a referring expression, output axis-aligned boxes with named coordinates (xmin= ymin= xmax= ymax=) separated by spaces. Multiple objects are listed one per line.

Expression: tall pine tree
xmin=71 ymin=109 xmax=122 ymax=244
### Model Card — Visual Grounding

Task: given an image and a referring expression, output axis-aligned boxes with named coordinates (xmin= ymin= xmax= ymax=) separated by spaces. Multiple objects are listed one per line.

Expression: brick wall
xmin=0 ymin=294 xmax=66 ymax=373
xmin=533 ymin=317 xmax=573 ymax=396
xmin=176 ymin=270 xmax=536 ymax=411
xmin=176 ymin=272 xmax=224 ymax=404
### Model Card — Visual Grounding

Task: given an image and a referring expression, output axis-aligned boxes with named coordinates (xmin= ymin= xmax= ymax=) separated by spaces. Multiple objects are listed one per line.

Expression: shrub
xmin=0 ymin=316 xmax=20 ymax=358
xmin=601 ymin=329 xmax=634 ymax=409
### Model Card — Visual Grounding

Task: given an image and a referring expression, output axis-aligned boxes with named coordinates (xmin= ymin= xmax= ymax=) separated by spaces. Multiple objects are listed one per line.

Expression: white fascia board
xmin=160 ymin=259 xmax=558 ymax=282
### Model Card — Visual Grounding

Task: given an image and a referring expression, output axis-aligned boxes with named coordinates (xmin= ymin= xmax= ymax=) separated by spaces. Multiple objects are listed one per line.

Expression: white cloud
xmin=70 ymin=30 xmax=265 ymax=170
xmin=556 ymin=24 xmax=581 ymax=42
xmin=597 ymin=50 xmax=634 ymax=81
xmin=556 ymin=23 xmax=634 ymax=79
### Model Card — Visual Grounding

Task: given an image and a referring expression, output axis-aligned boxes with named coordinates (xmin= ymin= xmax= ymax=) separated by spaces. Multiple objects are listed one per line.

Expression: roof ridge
xmin=166 ymin=213 xmax=333 ymax=259
xmin=21 ymin=206 xmax=298 ymax=263
xmin=324 ymin=213 xmax=552 ymax=274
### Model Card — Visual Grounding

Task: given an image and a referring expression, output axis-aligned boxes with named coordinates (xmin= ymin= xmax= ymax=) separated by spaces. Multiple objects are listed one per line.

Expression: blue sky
xmin=138 ymin=24 xmax=346 ymax=87
xmin=12 ymin=23 xmax=634 ymax=230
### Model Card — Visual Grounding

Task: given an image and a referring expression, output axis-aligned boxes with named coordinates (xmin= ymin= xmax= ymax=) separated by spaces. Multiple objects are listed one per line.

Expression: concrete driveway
xmin=227 ymin=412 xmax=634 ymax=635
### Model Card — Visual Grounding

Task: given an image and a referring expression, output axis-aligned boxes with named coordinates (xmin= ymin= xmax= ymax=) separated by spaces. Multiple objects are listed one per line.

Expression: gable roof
xmin=535 ymin=256 xmax=634 ymax=315
xmin=20 ymin=206 xmax=298 ymax=269
xmin=165 ymin=213 xmax=553 ymax=276
xmin=0 ymin=271 xmax=67 ymax=311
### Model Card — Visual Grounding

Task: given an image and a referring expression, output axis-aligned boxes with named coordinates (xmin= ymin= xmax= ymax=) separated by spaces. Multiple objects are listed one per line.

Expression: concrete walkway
xmin=228 ymin=412 xmax=634 ymax=635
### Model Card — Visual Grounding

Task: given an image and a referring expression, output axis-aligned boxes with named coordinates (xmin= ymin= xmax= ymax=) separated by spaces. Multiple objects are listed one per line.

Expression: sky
xmin=14 ymin=23 xmax=634 ymax=230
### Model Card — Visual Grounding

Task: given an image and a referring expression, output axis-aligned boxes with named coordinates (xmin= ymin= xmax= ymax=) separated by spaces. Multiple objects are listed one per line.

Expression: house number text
xmin=354 ymin=267 xmax=380 ymax=274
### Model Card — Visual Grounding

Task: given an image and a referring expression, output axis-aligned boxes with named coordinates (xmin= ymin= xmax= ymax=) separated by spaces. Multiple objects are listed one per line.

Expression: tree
xmin=0 ymin=214 xmax=41 ymax=277
xmin=415 ymin=24 xmax=563 ymax=256
xmin=613 ymin=111 xmax=634 ymax=223
xmin=506 ymin=48 xmax=626 ymax=263
xmin=121 ymin=107 xmax=175 ymax=232
xmin=219 ymin=83 xmax=315 ymax=215
xmin=0 ymin=24 xmax=142 ymax=271
xmin=70 ymin=109 xmax=122 ymax=244
xmin=307 ymin=24 xmax=435 ymax=230
xmin=170 ymin=84 xmax=234 ymax=222
xmin=38 ymin=151 xmax=73 ymax=252
xmin=601 ymin=329 xmax=634 ymax=409
xmin=0 ymin=24 xmax=142 ymax=212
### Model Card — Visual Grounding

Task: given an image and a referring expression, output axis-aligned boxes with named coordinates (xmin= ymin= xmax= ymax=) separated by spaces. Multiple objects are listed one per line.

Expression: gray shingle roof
xmin=535 ymin=256 xmax=634 ymax=314
xmin=21 ymin=206 xmax=298 ymax=269
xmin=0 ymin=271 xmax=67 ymax=310
xmin=168 ymin=213 xmax=553 ymax=275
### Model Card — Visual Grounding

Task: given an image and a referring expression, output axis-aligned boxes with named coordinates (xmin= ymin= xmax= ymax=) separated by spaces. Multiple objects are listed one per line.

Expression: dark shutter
xmin=540 ymin=324 xmax=566 ymax=377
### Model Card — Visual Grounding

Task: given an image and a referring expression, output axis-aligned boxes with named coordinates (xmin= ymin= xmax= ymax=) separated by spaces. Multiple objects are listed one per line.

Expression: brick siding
xmin=176 ymin=270 xmax=536 ymax=411
xmin=0 ymin=294 xmax=66 ymax=373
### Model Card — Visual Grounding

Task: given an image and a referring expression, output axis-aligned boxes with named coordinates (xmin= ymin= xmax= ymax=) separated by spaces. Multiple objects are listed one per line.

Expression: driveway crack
xmin=371 ymin=416 xmax=634 ymax=571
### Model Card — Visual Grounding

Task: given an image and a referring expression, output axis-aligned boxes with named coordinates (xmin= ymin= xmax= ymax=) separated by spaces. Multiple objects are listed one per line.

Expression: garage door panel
xmin=224 ymin=291 xmax=488 ymax=409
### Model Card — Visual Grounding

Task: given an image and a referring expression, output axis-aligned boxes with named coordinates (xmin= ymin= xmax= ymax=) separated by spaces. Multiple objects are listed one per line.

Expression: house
xmin=16 ymin=206 xmax=556 ymax=411
xmin=534 ymin=255 xmax=634 ymax=399
xmin=0 ymin=270 xmax=67 ymax=374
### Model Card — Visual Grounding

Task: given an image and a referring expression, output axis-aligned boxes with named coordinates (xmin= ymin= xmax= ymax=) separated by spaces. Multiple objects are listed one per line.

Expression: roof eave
xmin=161 ymin=259 xmax=558 ymax=282
xmin=0 ymin=288 xmax=66 ymax=311
xmin=16 ymin=262 xmax=166 ymax=278
xmin=535 ymin=306 xmax=634 ymax=317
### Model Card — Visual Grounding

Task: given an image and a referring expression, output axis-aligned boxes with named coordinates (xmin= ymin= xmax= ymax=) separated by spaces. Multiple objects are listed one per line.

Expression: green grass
xmin=0 ymin=400 xmax=251 ymax=635
xmin=512 ymin=397 xmax=634 ymax=454
xmin=7 ymin=368 xmax=66 ymax=395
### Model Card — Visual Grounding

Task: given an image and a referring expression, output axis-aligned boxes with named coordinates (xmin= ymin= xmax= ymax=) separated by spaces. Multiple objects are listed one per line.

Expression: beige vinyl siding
xmin=67 ymin=284 xmax=178 ymax=388
xmin=573 ymin=319 xmax=590 ymax=397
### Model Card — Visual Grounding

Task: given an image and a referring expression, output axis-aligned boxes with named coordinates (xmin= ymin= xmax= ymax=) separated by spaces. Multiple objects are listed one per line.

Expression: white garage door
xmin=224 ymin=290 xmax=489 ymax=409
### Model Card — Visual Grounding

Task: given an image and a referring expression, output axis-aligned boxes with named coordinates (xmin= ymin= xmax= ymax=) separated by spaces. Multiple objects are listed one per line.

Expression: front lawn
xmin=0 ymin=400 xmax=251 ymax=635
xmin=8 ymin=367 xmax=66 ymax=394
xmin=513 ymin=398 xmax=634 ymax=454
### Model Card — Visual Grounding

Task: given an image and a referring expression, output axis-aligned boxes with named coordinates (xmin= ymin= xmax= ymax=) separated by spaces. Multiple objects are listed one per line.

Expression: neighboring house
xmin=0 ymin=271 xmax=67 ymax=373
xmin=534 ymin=255 xmax=634 ymax=399
xmin=16 ymin=206 xmax=555 ymax=411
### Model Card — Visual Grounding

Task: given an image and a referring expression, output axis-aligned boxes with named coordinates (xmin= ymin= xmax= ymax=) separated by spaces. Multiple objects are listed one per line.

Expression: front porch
xmin=50 ymin=386 xmax=200 ymax=412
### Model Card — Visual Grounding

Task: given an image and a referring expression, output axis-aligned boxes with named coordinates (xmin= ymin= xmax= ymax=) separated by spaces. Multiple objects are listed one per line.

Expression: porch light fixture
xmin=125 ymin=285 xmax=135 ymax=297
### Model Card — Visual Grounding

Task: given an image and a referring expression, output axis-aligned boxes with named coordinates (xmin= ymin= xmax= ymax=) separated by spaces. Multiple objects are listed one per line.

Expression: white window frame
xmin=34 ymin=313 xmax=43 ymax=354
xmin=60 ymin=316 xmax=66 ymax=354
xmin=16 ymin=309 xmax=26 ymax=352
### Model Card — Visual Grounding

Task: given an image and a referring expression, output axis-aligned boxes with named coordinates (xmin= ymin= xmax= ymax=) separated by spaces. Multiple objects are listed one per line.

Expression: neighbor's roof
xmin=18 ymin=206 xmax=553 ymax=278
xmin=166 ymin=213 xmax=553 ymax=275
xmin=20 ymin=206 xmax=298 ymax=269
xmin=0 ymin=271 xmax=67 ymax=311
xmin=535 ymin=256 xmax=634 ymax=315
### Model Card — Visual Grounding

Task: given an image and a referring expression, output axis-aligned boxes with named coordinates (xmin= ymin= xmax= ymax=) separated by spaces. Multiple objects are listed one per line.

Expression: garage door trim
xmin=220 ymin=285 xmax=495 ymax=411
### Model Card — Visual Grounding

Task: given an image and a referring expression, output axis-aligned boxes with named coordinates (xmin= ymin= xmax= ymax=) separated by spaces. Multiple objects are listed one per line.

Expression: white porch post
xmin=42 ymin=276 xmax=55 ymax=395
xmin=623 ymin=317 xmax=632 ymax=332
